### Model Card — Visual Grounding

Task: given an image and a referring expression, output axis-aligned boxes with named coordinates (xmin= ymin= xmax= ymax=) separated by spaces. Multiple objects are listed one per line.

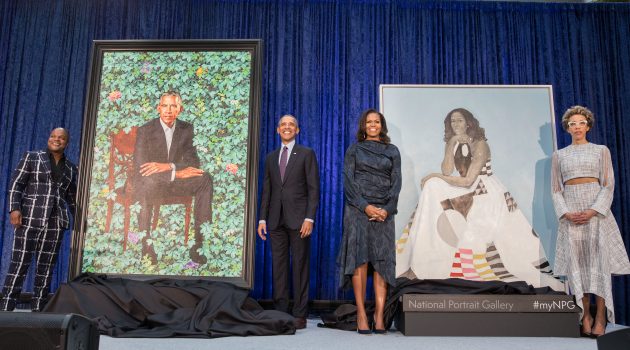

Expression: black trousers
xmin=270 ymin=218 xmax=311 ymax=318
xmin=0 ymin=216 xmax=64 ymax=311
xmin=137 ymin=172 xmax=213 ymax=245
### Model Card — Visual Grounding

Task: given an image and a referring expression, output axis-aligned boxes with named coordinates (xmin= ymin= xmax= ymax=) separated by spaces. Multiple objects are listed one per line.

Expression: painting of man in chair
xmin=74 ymin=42 xmax=261 ymax=286
xmin=133 ymin=91 xmax=213 ymax=265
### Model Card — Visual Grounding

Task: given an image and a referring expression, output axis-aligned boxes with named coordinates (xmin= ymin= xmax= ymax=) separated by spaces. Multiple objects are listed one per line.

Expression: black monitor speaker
xmin=0 ymin=312 xmax=99 ymax=350
xmin=597 ymin=328 xmax=630 ymax=350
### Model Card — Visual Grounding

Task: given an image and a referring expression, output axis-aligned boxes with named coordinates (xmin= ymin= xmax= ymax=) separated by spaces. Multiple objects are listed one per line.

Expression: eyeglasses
xmin=568 ymin=120 xmax=588 ymax=128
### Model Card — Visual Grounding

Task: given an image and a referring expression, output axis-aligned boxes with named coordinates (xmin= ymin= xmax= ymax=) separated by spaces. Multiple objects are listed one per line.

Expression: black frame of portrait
xmin=69 ymin=40 xmax=262 ymax=288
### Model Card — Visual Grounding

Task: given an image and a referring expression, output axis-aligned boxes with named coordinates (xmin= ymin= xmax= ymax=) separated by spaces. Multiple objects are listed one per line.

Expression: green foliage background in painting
xmin=82 ymin=51 xmax=251 ymax=277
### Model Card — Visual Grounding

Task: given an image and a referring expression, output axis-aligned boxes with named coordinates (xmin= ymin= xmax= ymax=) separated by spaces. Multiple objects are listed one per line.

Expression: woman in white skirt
xmin=551 ymin=105 xmax=630 ymax=337
xmin=396 ymin=108 xmax=563 ymax=291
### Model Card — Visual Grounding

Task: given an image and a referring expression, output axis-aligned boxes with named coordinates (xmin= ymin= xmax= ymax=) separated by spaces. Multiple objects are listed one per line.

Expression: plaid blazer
xmin=8 ymin=150 xmax=77 ymax=228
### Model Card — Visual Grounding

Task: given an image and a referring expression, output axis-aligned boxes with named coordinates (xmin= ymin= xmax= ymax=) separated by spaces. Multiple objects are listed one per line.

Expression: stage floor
xmin=97 ymin=318 xmax=620 ymax=350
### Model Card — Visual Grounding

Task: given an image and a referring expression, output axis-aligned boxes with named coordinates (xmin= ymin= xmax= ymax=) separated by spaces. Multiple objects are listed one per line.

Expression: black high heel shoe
xmin=373 ymin=321 xmax=387 ymax=334
xmin=356 ymin=319 xmax=372 ymax=335
xmin=357 ymin=328 xmax=372 ymax=335
xmin=373 ymin=315 xmax=387 ymax=334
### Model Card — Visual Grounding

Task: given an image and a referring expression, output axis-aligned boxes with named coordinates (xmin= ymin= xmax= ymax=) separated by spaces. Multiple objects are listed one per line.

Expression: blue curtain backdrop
xmin=1 ymin=0 xmax=629 ymax=324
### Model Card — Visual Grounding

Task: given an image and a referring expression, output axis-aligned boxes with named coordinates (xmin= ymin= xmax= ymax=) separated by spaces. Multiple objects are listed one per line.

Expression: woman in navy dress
xmin=337 ymin=109 xmax=401 ymax=333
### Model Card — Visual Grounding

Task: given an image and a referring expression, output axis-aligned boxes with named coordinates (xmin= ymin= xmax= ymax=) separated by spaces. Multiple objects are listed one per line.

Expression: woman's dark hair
xmin=443 ymin=108 xmax=487 ymax=143
xmin=356 ymin=108 xmax=391 ymax=144
xmin=561 ymin=105 xmax=595 ymax=131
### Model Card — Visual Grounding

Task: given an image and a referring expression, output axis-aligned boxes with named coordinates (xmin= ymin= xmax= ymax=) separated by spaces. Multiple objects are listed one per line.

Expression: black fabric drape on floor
xmin=43 ymin=274 xmax=295 ymax=338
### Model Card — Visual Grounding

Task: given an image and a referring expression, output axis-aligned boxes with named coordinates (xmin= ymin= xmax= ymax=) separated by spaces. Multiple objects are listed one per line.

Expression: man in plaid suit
xmin=0 ymin=128 xmax=77 ymax=311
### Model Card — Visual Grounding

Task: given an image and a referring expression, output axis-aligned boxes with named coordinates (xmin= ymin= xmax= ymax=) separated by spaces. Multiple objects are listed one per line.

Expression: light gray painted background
xmin=380 ymin=85 xmax=558 ymax=264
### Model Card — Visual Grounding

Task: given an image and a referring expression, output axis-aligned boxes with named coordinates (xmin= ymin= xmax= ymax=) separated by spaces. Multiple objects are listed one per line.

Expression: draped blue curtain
xmin=1 ymin=0 xmax=629 ymax=325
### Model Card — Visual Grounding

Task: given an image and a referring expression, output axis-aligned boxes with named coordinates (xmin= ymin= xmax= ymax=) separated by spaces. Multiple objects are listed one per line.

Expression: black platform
xmin=399 ymin=294 xmax=580 ymax=337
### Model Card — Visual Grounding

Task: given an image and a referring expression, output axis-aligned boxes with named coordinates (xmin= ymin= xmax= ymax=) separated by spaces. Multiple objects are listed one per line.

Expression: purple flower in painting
xmin=184 ymin=261 xmax=200 ymax=269
xmin=140 ymin=62 xmax=152 ymax=74
xmin=128 ymin=232 xmax=139 ymax=245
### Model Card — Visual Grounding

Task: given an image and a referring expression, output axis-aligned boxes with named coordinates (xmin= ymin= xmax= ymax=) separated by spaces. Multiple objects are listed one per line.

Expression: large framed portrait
xmin=382 ymin=85 xmax=563 ymax=290
xmin=70 ymin=40 xmax=262 ymax=287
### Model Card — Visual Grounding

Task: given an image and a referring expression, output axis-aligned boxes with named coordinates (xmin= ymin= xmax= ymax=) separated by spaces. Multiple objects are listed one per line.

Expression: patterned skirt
xmin=337 ymin=204 xmax=396 ymax=289
xmin=554 ymin=182 xmax=630 ymax=323
xmin=396 ymin=174 xmax=563 ymax=291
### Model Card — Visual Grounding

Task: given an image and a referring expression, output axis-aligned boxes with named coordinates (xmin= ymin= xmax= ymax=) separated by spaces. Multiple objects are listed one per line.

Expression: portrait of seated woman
xmin=395 ymin=108 xmax=563 ymax=290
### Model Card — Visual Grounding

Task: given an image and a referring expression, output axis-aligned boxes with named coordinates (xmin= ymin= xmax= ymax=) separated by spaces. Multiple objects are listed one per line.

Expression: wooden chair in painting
xmin=104 ymin=127 xmax=192 ymax=250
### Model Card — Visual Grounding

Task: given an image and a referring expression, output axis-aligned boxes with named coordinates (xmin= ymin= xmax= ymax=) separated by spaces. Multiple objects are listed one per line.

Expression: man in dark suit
xmin=1 ymin=128 xmax=77 ymax=311
xmin=134 ymin=91 xmax=213 ymax=264
xmin=257 ymin=114 xmax=320 ymax=329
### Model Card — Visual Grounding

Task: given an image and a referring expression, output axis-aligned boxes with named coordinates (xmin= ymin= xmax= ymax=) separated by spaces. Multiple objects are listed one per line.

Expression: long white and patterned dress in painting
xmin=551 ymin=143 xmax=630 ymax=323
xmin=396 ymin=143 xmax=564 ymax=291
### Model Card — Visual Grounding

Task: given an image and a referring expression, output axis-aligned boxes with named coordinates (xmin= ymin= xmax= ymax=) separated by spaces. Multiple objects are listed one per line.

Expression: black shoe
xmin=356 ymin=320 xmax=372 ymax=335
xmin=189 ymin=245 xmax=208 ymax=264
